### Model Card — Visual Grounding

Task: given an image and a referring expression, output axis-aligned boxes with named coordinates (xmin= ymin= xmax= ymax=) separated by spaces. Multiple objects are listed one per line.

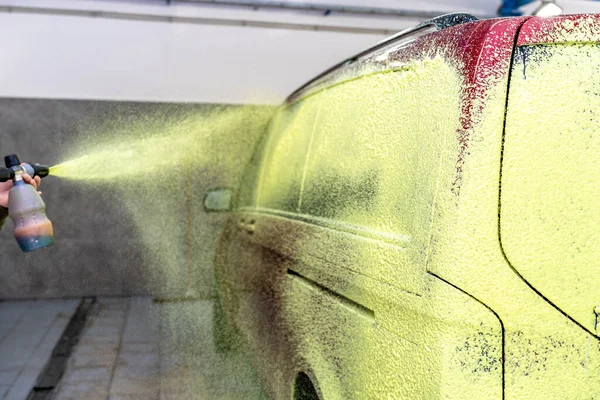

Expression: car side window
xmin=299 ymin=65 xmax=458 ymax=243
xmin=255 ymin=100 xmax=319 ymax=213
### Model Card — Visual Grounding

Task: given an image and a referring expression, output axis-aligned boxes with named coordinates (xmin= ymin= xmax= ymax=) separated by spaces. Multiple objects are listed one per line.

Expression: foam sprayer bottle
xmin=0 ymin=154 xmax=53 ymax=252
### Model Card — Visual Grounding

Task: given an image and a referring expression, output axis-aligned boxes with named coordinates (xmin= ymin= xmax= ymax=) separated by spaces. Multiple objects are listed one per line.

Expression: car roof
xmin=285 ymin=12 xmax=479 ymax=104
xmin=518 ymin=13 xmax=600 ymax=45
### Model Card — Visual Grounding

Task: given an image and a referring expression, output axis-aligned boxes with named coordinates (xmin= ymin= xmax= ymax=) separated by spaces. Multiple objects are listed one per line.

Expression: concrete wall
xmin=0 ymin=98 xmax=271 ymax=299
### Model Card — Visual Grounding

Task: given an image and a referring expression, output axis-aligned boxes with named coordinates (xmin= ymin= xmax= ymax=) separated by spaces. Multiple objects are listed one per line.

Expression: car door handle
xmin=237 ymin=218 xmax=255 ymax=234
xmin=245 ymin=219 xmax=255 ymax=234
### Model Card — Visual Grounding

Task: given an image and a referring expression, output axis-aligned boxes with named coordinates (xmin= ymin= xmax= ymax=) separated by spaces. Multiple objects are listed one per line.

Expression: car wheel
xmin=293 ymin=372 xmax=320 ymax=400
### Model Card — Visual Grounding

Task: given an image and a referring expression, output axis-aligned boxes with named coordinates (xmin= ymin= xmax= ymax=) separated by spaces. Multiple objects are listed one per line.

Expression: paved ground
xmin=0 ymin=299 xmax=80 ymax=400
xmin=0 ymin=297 xmax=266 ymax=400
xmin=56 ymin=297 xmax=266 ymax=400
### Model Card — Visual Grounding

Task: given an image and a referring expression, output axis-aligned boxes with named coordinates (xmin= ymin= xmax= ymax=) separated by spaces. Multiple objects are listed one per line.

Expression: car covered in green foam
xmin=214 ymin=12 xmax=600 ymax=399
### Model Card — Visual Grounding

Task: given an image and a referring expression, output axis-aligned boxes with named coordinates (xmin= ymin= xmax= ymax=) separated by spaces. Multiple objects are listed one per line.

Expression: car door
xmin=277 ymin=61 xmax=502 ymax=398
xmin=225 ymin=46 xmax=503 ymax=399
xmin=276 ymin=69 xmax=440 ymax=398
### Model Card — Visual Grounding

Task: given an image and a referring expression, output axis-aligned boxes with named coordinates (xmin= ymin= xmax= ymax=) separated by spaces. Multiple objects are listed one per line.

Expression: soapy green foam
xmin=50 ymin=106 xmax=272 ymax=182
xmin=50 ymin=105 xmax=273 ymax=299
xmin=48 ymin=106 xmax=273 ymax=396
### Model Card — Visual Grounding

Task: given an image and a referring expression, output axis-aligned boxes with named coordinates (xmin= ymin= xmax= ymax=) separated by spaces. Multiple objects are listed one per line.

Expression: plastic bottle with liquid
xmin=5 ymin=155 xmax=54 ymax=252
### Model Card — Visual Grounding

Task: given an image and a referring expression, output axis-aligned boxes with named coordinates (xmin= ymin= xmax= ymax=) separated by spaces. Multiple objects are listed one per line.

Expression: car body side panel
xmin=498 ymin=32 xmax=600 ymax=399
xmin=231 ymin=211 xmax=503 ymax=399
xmin=424 ymin=13 xmax=600 ymax=400
xmin=212 ymin=13 xmax=600 ymax=400
xmin=502 ymin=42 xmax=600 ymax=340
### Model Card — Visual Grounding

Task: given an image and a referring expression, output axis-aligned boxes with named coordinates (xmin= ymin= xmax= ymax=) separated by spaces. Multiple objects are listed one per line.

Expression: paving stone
xmin=55 ymin=365 xmax=113 ymax=400
xmin=100 ymin=308 xmax=129 ymax=318
xmin=62 ymin=365 xmax=112 ymax=384
xmin=0 ymin=343 xmax=36 ymax=370
xmin=15 ymin=307 xmax=56 ymax=335
xmin=118 ymin=342 xmax=157 ymax=354
xmin=41 ymin=300 xmax=80 ymax=316
xmin=82 ymin=325 xmax=123 ymax=340
xmin=0 ymin=340 xmax=43 ymax=360
xmin=0 ymin=326 xmax=13 ymax=343
xmin=100 ymin=298 xmax=130 ymax=307
xmin=117 ymin=352 xmax=159 ymax=368
xmin=4 ymin=364 xmax=44 ymax=400
xmin=94 ymin=306 xmax=128 ymax=315
xmin=37 ymin=315 xmax=72 ymax=352
xmin=110 ymin=366 xmax=160 ymax=397
xmin=72 ymin=341 xmax=120 ymax=355
xmin=87 ymin=314 xmax=125 ymax=328
xmin=121 ymin=298 xmax=159 ymax=344
xmin=0 ymin=326 xmax=16 ymax=347
xmin=109 ymin=394 xmax=157 ymax=400
xmin=28 ymin=332 xmax=69 ymax=373
xmin=0 ymin=369 xmax=20 ymax=386
xmin=0 ymin=301 xmax=35 ymax=324
xmin=96 ymin=308 xmax=129 ymax=318
xmin=158 ymin=369 xmax=214 ymax=400
xmin=77 ymin=334 xmax=122 ymax=347
xmin=53 ymin=382 xmax=112 ymax=400
xmin=71 ymin=350 xmax=118 ymax=368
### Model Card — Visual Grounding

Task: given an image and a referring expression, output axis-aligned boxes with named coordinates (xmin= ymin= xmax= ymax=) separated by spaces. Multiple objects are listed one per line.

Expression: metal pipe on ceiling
xmin=176 ymin=0 xmax=453 ymax=19
xmin=0 ymin=5 xmax=398 ymax=35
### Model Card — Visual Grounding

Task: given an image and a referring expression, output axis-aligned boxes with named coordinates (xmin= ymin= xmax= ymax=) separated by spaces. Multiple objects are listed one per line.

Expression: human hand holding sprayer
xmin=0 ymin=171 xmax=41 ymax=208
xmin=0 ymin=154 xmax=53 ymax=252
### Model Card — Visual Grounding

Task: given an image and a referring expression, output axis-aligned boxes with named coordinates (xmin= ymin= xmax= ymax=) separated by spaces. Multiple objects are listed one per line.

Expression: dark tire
xmin=213 ymin=292 xmax=236 ymax=353
xmin=293 ymin=372 xmax=320 ymax=400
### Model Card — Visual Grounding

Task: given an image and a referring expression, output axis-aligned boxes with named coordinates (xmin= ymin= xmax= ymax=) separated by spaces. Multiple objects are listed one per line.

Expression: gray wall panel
xmin=0 ymin=99 xmax=272 ymax=299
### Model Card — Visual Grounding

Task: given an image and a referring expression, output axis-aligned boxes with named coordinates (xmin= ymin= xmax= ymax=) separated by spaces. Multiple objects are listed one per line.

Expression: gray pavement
xmin=0 ymin=299 xmax=80 ymax=400
xmin=0 ymin=297 xmax=266 ymax=400
xmin=52 ymin=297 xmax=266 ymax=400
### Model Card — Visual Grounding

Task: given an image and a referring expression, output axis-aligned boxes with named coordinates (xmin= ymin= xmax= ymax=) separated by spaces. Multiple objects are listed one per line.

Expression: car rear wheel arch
xmin=292 ymin=371 xmax=322 ymax=400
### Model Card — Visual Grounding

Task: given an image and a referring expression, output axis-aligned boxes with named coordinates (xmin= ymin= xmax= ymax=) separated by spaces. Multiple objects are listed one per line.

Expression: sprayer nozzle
xmin=4 ymin=154 xmax=20 ymax=168
xmin=31 ymin=164 xmax=50 ymax=178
